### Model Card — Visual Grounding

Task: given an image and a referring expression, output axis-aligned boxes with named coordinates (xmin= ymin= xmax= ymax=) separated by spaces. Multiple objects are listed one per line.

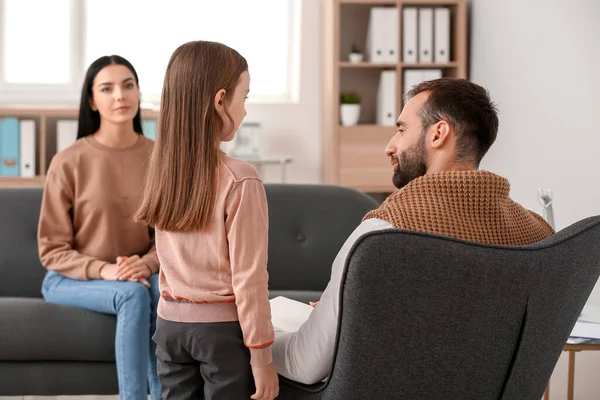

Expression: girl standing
xmin=135 ymin=41 xmax=278 ymax=400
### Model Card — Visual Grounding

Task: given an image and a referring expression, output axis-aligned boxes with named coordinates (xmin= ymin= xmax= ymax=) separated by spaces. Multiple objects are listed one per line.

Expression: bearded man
xmin=271 ymin=78 xmax=554 ymax=385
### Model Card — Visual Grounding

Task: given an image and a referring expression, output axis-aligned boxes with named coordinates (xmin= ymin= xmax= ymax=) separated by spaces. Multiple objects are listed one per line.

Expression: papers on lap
xmin=570 ymin=320 xmax=600 ymax=340
xmin=579 ymin=304 xmax=600 ymax=324
xmin=269 ymin=296 xmax=314 ymax=332
xmin=570 ymin=304 xmax=600 ymax=340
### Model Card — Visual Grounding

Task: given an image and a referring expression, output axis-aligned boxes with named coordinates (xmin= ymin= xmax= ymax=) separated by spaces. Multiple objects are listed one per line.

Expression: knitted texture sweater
xmin=363 ymin=170 xmax=554 ymax=245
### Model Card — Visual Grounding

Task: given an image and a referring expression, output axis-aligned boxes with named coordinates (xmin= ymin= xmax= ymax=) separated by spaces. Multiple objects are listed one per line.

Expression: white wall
xmin=245 ymin=0 xmax=322 ymax=185
xmin=470 ymin=0 xmax=600 ymax=398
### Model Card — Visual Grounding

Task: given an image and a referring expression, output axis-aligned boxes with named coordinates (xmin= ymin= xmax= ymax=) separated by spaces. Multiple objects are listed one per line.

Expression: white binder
xmin=422 ymin=69 xmax=443 ymax=82
xmin=403 ymin=69 xmax=443 ymax=101
xmin=434 ymin=7 xmax=451 ymax=63
xmin=365 ymin=8 xmax=387 ymax=63
xmin=383 ymin=8 xmax=399 ymax=63
xmin=56 ymin=120 xmax=78 ymax=153
xmin=402 ymin=7 xmax=418 ymax=63
xmin=19 ymin=120 xmax=36 ymax=178
xmin=403 ymin=70 xmax=424 ymax=100
xmin=377 ymin=70 xmax=397 ymax=126
xmin=418 ymin=8 xmax=434 ymax=63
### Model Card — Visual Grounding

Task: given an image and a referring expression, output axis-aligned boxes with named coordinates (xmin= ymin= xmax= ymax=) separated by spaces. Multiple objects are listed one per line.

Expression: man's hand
xmin=251 ymin=362 xmax=279 ymax=400
xmin=116 ymin=255 xmax=152 ymax=288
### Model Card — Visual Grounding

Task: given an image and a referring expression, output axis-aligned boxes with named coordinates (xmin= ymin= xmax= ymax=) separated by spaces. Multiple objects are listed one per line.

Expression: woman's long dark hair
xmin=77 ymin=55 xmax=143 ymax=139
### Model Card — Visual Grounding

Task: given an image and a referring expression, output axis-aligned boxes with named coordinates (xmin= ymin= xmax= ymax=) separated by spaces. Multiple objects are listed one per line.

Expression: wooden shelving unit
xmin=322 ymin=0 xmax=468 ymax=193
xmin=0 ymin=105 xmax=159 ymax=187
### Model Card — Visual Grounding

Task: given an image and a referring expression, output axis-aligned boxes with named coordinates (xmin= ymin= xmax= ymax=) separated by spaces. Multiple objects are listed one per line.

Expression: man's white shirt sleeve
xmin=272 ymin=218 xmax=392 ymax=384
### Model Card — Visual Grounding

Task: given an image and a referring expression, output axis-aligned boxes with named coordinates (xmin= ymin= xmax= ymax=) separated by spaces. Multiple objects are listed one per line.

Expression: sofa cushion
xmin=264 ymin=184 xmax=378 ymax=294
xmin=0 ymin=188 xmax=46 ymax=298
xmin=1 ymin=291 xmax=318 ymax=362
xmin=0 ymin=298 xmax=116 ymax=361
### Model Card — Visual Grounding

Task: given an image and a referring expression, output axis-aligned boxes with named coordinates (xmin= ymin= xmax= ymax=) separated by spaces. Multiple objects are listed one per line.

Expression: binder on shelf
xmin=402 ymin=7 xmax=418 ymax=63
xmin=56 ymin=120 xmax=78 ymax=153
xmin=365 ymin=7 xmax=397 ymax=63
xmin=365 ymin=8 xmax=387 ymax=63
xmin=403 ymin=69 xmax=443 ymax=100
xmin=142 ymin=120 xmax=157 ymax=141
xmin=403 ymin=70 xmax=423 ymax=100
xmin=422 ymin=69 xmax=443 ymax=82
xmin=1 ymin=117 xmax=21 ymax=177
xmin=434 ymin=7 xmax=451 ymax=63
xmin=377 ymin=70 xmax=397 ymax=126
xmin=418 ymin=8 xmax=434 ymax=63
xmin=383 ymin=7 xmax=399 ymax=63
xmin=20 ymin=120 xmax=36 ymax=178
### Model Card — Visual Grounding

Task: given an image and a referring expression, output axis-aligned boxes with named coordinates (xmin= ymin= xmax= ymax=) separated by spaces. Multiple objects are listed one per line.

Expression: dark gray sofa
xmin=0 ymin=184 xmax=378 ymax=396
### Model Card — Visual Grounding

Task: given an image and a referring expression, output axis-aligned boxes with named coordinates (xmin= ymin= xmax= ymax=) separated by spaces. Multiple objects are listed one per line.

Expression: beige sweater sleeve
xmin=38 ymin=170 xmax=108 ymax=280
xmin=225 ymin=177 xmax=274 ymax=367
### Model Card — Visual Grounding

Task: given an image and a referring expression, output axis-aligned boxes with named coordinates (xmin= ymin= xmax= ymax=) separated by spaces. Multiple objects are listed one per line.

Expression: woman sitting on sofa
xmin=37 ymin=55 xmax=161 ymax=400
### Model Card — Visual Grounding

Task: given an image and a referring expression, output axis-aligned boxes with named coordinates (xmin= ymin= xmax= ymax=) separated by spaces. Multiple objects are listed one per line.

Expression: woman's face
xmin=89 ymin=64 xmax=140 ymax=125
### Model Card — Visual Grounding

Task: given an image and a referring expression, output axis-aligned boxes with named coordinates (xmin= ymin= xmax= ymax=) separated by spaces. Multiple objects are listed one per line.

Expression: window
xmin=2 ymin=0 xmax=72 ymax=84
xmin=0 ymin=0 xmax=298 ymax=103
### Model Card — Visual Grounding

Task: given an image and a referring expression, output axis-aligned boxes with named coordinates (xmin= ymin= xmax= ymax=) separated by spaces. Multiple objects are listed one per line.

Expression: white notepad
xmin=269 ymin=296 xmax=314 ymax=332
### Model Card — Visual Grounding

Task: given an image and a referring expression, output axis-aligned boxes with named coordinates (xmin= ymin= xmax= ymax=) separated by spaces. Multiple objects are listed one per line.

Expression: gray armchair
xmin=279 ymin=216 xmax=600 ymax=400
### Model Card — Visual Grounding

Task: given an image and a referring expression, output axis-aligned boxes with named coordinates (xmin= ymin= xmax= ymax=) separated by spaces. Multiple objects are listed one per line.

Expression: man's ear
xmin=430 ymin=120 xmax=451 ymax=149
xmin=214 ymin=89 xmax=226 ymax=113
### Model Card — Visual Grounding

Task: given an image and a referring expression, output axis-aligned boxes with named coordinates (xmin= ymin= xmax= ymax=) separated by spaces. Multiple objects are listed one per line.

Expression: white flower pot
xmin=349 ymin=53 xmax=364 ymax=63
xmin=340 ymin=104 xmax=360 ymax=126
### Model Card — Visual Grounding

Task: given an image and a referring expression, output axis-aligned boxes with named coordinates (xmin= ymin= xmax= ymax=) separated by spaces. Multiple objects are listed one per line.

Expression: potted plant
xmin=348 ymin=44 xmax=364 ymax=63
xmin=340 ymin=91 xmax=361 ymax=126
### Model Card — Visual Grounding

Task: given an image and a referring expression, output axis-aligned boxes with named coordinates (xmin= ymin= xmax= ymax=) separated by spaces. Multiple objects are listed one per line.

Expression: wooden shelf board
xmin=402 ymin=62 xmax=458 ymax=68
xmin=339 ymin=62 xmax=398 ymax=68
xmin=0 ymin=105 xmax=159 ymax=119
xmin=338 ymin=62 xmax=457 ymax=69
xmin=337 ymin=0 xmax=398 ymax=4
xmin=337 ymin=0 xmax=462 ymax=7
xmin=0 ymin=176 xmax=45 ymax=187
xmin=0 ymin=107 xmax=77 ymax=118
xmin=339 ymin=124 xmax=396 ymax=132
xmin=401 ymin=0 xmax=461 ymax=5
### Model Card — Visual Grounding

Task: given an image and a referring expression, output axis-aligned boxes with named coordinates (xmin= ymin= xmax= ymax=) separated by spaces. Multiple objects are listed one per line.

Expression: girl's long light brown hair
xmin=135 ymin=41 xmax=247 ymax=232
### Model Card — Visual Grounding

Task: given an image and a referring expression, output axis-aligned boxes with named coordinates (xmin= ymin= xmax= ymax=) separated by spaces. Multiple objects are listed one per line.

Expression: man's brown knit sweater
xmin=364 ymin=170 xmax=554 ymax=245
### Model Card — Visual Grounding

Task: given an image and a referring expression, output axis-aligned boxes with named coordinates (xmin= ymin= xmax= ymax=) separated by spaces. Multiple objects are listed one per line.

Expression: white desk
xmin=237 ymin=156 xmax=293 ymax=183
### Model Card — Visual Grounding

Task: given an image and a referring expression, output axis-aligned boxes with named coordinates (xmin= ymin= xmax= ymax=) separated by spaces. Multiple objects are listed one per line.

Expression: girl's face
xmin=219 ymin=71 xmax=250 ymax=142
xmin=90 ymin=64 xmax=140 ymax=125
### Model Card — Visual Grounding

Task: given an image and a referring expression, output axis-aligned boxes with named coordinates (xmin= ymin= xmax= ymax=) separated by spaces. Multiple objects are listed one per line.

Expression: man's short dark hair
xmin=406 ymin=77 xmax=499 ymax=166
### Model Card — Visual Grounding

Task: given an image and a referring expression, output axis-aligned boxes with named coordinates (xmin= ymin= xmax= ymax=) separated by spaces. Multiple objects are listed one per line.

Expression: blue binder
xmin=142 ymin=120 xmax=157 ymax=141
xmin=1 ymin=117 xmax=20 ymax=177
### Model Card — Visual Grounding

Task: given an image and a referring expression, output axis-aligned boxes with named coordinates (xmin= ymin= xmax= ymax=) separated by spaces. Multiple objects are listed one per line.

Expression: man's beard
xmin=392 ymin=136 xmax=427 ymax=189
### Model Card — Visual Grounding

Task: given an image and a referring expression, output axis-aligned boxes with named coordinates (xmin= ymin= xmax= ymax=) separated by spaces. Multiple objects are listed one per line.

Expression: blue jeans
xmin=42 ymin=271 xmax=162 ymax=400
